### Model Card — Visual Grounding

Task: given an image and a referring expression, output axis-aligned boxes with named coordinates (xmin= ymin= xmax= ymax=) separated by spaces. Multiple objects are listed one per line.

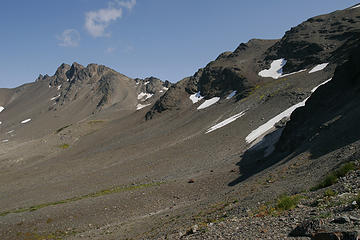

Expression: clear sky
xmin=0 ymin=0 xmax=358 ymax=88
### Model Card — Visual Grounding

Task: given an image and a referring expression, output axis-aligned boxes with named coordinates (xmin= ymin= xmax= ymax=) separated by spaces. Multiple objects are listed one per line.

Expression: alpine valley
xmin=1 ymin=3 xmax=360 ymax=240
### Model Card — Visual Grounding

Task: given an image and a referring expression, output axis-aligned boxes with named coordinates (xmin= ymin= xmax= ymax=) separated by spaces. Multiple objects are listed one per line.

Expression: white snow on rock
xmin=137 ymin=92 xmax=153 ymax=101
xmin=163 ymin=87 xmax=169 ymax=91
xmin=309 ymin=63 xmax=329 ymax=74
xmin=2 ymin=139 xmax=9 ymax=143
xmin=245 ymin=78 xmax=333 ymax=144
xmin=57 ymin=85 xmax=62 ymax=90
xmin=280 ymin=69 xmax=307 ymax=78
xmin=258 ymin=58 xmax=287 ymax=79
xmin=21 ymin=119 xmax=32 ymax=124
xmin=246 ymin=101 xmax=307 ymax=144
xmin=206 ymin=111 xmax=246 ymax=134
xmin=50 ymin=94 xmax=60 ymax=101
xmin=7 ymin=130 xmax=14 ymax=134
xmin=144 ymin=81 xmax=149 ymax=85
xmin=0 ymin=106 xmax=4 ymax=113
xmin=189 ymin=91 xmax=204 ymax=104
xmin=67 ymin=78 xmax=70 ymax=82
xmin=351 ymin=4 xmax=360 ymax=9
xmin=136 ymin=103 xmax=151 ymax=110
xmin=159 ymin=90 xmax=163 ymax=93
xmin=0 ymin=121 xmax=2 ymax=125
xmin=197 ymin=97 xmax=220 ymax=110
xmin=226 ymin=91 xmax=237 ymax=99
xmin=311 ymin=78 xmax=332 ymax=93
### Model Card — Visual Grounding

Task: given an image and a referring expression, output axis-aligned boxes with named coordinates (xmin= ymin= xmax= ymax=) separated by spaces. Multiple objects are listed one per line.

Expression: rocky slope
xmin=1 ymin=4 xmax=360 ymax=240
xmin=146 ymin=5 xmax=360 ymax=120
xmin=276 ymin=43 xmax=360 ymax=155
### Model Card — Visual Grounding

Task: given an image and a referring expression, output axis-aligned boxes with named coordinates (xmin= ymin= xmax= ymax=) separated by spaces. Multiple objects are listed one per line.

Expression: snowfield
xmin=246 ymin=78 xmax=333 ymax=144
xmin=0 ymin=106 xmax=4 ymax=112
xmin=136 ymin=103 xmax=150 ymax=110
xmin=258 ymin=59 xmax=287 ymax=79
xmin=21 ymin=119 xmax=32 ymax=124
xmin=50 ymin=94 xmax=60 ymax=101
xmin=206 ymin=111 xmax=246 ymax=134
xmin=137 ymin=92 xmax=153 ymax=101
xmin=309 ymin=63 xmax=329 ymax=73
xmin=280 ymin=69 xmax=307 ymax=78
xmin=226 ymin=91 xmax=237 ymax=99
xmin=197 ymin=97 xmax=220 ymax=110
xmin=189 ymin=91 xmax=204 ymax=104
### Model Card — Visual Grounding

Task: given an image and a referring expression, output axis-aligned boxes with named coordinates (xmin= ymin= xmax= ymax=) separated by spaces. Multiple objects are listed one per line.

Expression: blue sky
xmin=0 ymin=0 xmax=358 ymax=88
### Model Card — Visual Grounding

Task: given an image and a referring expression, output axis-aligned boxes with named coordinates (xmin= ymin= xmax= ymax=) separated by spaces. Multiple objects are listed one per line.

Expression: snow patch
xmin=0 ymin=121 xmax=2 ymax=125
xmin=351 ymin=4 xmax=360 ymax=9
xmin=50 ymin=94 xmax=60 ymax=101
xmin=245 ymin=78 xmax=333 ymax=144
xmin=67 ymin=78 xmax=70 ymax=82
xmin=206 ymin=111 xmax=246 ymax=134
xmin=136 ymin=103 xmax=150 ymax=110
xmin=48 ymin=85 xmax=51 ymax=88
xmin=159 ymin=90 xmax=163 ymax=93
xmin=144 ymin=81 xmax=149 ymax=85
xmin=7 ymin=130 xmax=14 ymax=134
xmin=309 ymin=63 xmax=329 ymax=73
xmin=0 ymin=106 xmax=4 ymax=112
xmin=197 ymin=97 xmax=220 ymax=110
xmin=57 ymin=85 xmax=62 ymax=90
xmin=280 ymin=69 xmax=307 ymax=78
xmin=226 ymin=91 xmax=237 ymax=100
xmin=258 ymin=59 xmax=287 ymax=79
xmin=189 ymin=91 xmax=204 ymax=104
xmin=137 ymin=92 xmax=153 ymax=101
xmin=21 ymin=119 xmax=31 ymax=124
xmin=2 ymin=139 xmax=9 ymax=143
xmin=311 ymin=78 xmax=332 ymax=93
xmin=163 ymin=87 xmax=169 ymax=91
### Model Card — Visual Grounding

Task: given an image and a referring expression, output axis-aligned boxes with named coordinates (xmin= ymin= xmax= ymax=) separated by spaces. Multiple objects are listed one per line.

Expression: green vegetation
xmin=0 ymin=182 xmax=162 ymax=217
xmin=311 ymin=162 xmax=355 ymax=191
xmin=58 ymin=143 xmax=70 ymax=149
xmin=55 ymin=124 xmax=71 ymax=134
xmin=323 ymin=189 xmax=337 ymax=197
xmin=276 ymin=194 xmax=302 ymax=211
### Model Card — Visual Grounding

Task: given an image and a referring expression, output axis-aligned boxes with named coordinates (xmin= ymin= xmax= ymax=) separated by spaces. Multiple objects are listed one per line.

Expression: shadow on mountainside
xmin=229 ymin=45 xmax=360 ymax=186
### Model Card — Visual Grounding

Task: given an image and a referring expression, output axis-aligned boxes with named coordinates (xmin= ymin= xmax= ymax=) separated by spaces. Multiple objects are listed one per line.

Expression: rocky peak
xmin=66 ymin=62 xmax=85 ymax=81
xmin=264 ymin=7 xmax=360 ymax=73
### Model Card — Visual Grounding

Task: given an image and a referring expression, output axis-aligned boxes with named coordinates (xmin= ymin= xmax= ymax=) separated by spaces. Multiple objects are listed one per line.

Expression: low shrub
xmin=311 ymin=162 xmax=355 ymax=191
xmin=276 ymin=194 xmax=302 ymax=211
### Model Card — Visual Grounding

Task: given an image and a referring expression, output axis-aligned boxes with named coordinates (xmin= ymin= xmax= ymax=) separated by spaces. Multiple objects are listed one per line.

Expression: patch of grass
xmin=58 ymin=144 xmax=69 ymax=149
xmin=311 ymin=162 xmax=355 ymax=191
xmin=323 ymin=189 xmax=337 ymax=197
xmin=0 ymin=182 xmax=162 ymax=217
xmin=276 ymin=194 xmax=302 ymax=211
xmin=55 ymin=124 xmax=71 ymax=134
xmin=336 ymin=162 xmax=355 ymax=178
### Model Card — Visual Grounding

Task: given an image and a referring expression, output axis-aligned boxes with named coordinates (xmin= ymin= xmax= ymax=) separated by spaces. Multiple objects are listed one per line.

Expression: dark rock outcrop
xmin=264 ymin=7 xmax=360 ymax=73
xmin=276 ymin=44 xmax=360 ymax=155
